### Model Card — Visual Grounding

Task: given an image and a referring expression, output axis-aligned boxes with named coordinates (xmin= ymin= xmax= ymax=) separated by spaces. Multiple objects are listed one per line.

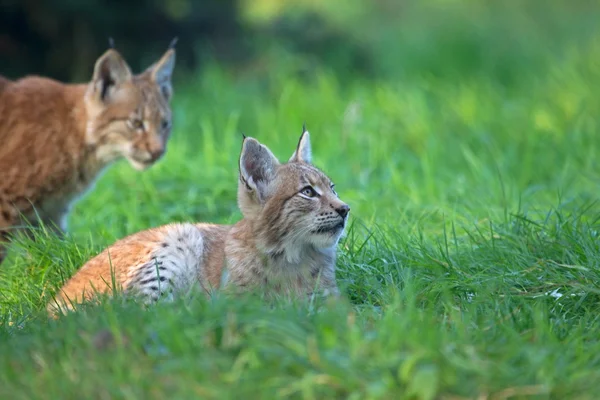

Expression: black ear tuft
xmin=168 ymin=37 xmax=179 ymax=50
xmin=302 ymin=122 xmax=307 ymax=134
xmin=108 ymin=37 xmax=115 ymax=49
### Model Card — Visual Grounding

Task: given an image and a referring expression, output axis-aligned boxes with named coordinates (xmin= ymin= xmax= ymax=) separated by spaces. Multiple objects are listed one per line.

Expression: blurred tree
xmin=0 ymin=0 xmax=246 ymax=81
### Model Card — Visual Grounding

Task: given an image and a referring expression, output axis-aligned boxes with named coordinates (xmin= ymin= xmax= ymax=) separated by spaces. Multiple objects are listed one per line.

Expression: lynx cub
xmin=48 ymin=128 xmax=350 ymax=315
xmin=0 ymin=43 xmax=177 ymax=264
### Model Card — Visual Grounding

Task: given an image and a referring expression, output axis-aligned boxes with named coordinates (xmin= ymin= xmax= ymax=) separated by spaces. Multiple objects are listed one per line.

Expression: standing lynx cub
xmin=48 ymin=128 xmax=350 ymax=315
xmin=0 ymin=43 xmax=176 ymax=264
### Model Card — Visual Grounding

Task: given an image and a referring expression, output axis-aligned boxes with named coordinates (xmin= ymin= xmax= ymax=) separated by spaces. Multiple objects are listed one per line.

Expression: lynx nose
xmin=149 ymin=148 xmax=164 ymax=162
xmin=336 ymin=204 xmax=350 ymax=218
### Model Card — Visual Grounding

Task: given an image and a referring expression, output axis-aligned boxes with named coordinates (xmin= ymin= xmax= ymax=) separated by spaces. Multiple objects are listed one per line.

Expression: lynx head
xmin=83 ymin=40 xmax=177 ymax=170
xmin=238 ymin=126 xmax=350 ymax=257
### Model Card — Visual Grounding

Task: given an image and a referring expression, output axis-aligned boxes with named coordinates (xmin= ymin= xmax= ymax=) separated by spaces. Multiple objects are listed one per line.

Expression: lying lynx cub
xmin=0 ymin=42 xmax=176 ymax=264
xmin=48 ymin=128 xmax=350 ymax=315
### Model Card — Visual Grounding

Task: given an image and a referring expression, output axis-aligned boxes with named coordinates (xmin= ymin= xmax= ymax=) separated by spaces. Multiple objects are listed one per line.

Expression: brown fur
xmin=0 ymin=46 xmax=177 ymax=263
xmin=47 ymin=130 xmax=350 ymax=316
xmin=0 ymin=75 xmax=10 ymax=92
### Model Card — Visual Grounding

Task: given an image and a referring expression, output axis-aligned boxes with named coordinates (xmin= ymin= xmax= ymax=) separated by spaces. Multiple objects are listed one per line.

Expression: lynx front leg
xmin=0 ymin=205 xmax=18 ymax=265
xmin=0 ymin=231 xmax=11 ymax=265
xmin=46 ymin=219 xmax=67 ymax=238
xmin=42 ymin=208 xmax=69 ymax=239
xmin=0 ymin=243 xmax=6 ymax=265
xmin=309 ymin=265 xmax=340 ymax=298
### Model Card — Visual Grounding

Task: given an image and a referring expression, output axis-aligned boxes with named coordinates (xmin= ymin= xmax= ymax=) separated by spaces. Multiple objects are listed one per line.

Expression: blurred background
xmin=2 ymin=0 xmax=597 ymax=84
xmin=2 ymin=0 xmax=600 ymax=238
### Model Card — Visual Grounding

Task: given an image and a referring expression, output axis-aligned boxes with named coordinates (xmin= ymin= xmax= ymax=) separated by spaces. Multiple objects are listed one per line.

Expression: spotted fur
xmin=47 ymin=129 xmax=350 ymax=316
xmin=0 ymin=44 xmax=177 ymax=264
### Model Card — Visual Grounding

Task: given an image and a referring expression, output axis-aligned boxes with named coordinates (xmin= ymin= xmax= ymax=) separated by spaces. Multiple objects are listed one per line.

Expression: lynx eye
xmin=330 ymin=184 xmax=337 ymax=195
xmin=161 ymin=119 xmax=170 ymax=130
xmin=300 ymin=186 xmax=317 ymax=198
xmin=128 ymin=119 xmax=144 ymax=131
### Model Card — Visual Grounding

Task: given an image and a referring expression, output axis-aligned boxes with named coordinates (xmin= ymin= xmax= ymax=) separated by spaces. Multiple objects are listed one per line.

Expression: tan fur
xmin=47 ymin=130 xmax=350 ymax=316
xmin=0 ymin=45 xmax=177 ymax=263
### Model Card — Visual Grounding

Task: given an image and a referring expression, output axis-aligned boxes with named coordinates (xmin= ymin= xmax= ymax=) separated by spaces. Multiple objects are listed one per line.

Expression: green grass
xmin=3 ymin=1 xmax=600 ymax=398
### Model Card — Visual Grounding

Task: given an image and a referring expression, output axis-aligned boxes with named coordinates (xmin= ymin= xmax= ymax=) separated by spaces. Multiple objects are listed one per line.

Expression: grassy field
xmin=3 ymin=1 xmax=600 ymax=398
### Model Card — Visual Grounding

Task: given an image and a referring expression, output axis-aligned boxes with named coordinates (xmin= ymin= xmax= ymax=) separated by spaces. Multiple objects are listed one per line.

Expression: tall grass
xmin=2 ymin=1 xmax=600 ymax=398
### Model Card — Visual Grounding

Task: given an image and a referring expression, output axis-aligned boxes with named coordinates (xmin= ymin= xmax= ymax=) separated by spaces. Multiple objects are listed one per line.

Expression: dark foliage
xmin=0 ymin=0 xmax=246 ymax=81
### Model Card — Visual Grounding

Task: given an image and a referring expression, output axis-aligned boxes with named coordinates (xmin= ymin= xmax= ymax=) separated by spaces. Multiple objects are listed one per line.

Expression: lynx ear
xmin=146 ymin=39 xmax=177 ymax=101
xmin=90 ymin=49 xmax=132 ymax=103
xmin=289 ymin=124 xmax=312 ymax=163
xmin=239 ymin=137 xmax=280 ymax=202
